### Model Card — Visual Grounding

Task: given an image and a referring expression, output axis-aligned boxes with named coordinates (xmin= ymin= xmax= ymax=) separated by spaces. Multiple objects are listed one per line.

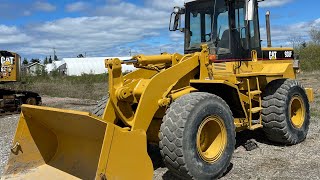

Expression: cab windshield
xmin=186 ymin=0 xmax=230 ymax=53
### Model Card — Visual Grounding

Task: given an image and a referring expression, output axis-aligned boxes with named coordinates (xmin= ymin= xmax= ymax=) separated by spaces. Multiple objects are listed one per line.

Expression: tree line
xmin=22 ymin=55 xmax=59 ymax=65
xmin=293 ymin=28 xmax=320 ymax=71
xmin=22 ymin=53 xmax=85 ymax=65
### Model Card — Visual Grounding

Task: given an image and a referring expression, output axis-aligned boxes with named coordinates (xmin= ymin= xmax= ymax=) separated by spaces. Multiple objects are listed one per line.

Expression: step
xmin=247 ymin=90 xmax=262 ymax=96
xmin=252 ymin=119 xmax=260 ymax=124
xmin=250 ymin=107 xmax=263 ymax=114
xmin=250 ymin=124 xmax=263 ymax=130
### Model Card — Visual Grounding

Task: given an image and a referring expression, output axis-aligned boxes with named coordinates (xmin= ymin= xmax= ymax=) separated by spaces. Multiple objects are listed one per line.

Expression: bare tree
xmin=288 ymin=34 xmax=304 ymax=49
xmin=310 ymin=28 xmax=320 ymax=45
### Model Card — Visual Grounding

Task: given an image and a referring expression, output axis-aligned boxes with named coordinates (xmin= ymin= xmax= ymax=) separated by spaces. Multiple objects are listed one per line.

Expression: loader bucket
xmin=2 ymin=105 xmax=153 ymax=180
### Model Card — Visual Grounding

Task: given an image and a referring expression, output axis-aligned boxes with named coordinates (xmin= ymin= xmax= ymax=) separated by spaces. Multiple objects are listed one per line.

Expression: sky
xmin=0 ymin=0 xmax=319 ymax=60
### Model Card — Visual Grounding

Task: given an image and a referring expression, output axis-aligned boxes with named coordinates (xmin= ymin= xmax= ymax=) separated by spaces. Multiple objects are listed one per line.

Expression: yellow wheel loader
xmin=2 ymin=0 xmax=314 ymax=179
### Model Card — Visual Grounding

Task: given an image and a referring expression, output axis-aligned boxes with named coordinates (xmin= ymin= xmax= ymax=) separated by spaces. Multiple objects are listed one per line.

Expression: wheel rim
xmin=26 ymin=97 xmax=37 ymax=105
xmin=289 ymin=96 xmax=305 ymax=128
xmin=196 ymin=115 xmax=227 ymax=164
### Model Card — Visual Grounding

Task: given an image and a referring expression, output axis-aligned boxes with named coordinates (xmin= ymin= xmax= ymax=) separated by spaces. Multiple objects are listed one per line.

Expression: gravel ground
xmin=152 ymin=117 xmax=320 ymax=180
xmin=0 ymin=73 xmax=319 ymax=179
xmin=0 ymin=96 xmax=98 ymax=176
xmin=0 ymin=115 xmax=19 ymax=177
xmin=1 ymin=115 xmax=319 ymax=179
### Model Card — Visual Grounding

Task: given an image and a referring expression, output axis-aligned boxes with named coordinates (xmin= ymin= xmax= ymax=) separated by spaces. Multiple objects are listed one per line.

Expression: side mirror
xmin=245 ymin=0 xmax=255 ymax=21
xmin=169 ymin=7 xmax=184 ymax=31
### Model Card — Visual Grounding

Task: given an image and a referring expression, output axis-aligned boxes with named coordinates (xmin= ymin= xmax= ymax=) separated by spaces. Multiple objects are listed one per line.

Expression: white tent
xmin=45 ymin=61 xmax=65 ymax=73
xmin=47 ymin=57 xmax=135 ymax=76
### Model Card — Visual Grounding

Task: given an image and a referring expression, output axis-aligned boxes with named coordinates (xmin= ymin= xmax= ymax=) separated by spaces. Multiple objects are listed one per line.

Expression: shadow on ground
xmin=149 ymin=129 xmax=282 ymax=180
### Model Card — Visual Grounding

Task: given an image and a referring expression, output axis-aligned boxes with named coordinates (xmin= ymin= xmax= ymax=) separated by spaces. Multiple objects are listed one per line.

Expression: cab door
xmin=230 ymin=0 xmax=261 ymax=60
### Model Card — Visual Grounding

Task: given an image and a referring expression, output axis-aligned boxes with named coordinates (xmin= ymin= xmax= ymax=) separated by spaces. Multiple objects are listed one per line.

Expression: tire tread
xmin=159 ymin=92 xmax=234 ymax=179
xmin=91 ymin=96 xmax=108 ymax=117
xmin=262 ymin=79 xmax=309 ymax=145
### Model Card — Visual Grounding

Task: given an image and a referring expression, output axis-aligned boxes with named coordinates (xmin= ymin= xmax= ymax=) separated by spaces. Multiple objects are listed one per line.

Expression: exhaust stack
xmin=266 ymin=11 xmax=272 ymax=47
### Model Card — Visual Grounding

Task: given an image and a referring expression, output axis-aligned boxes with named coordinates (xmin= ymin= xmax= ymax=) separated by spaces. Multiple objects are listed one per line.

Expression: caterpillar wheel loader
xmin=2 ymin=0 xmax=314 ymax=179
xmin=0 ymin=51 xmax=41 ymax=112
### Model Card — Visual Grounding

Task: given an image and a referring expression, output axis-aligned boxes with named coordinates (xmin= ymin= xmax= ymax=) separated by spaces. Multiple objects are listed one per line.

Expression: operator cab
xmin=170 ymin=0 xmax=261 ymax=61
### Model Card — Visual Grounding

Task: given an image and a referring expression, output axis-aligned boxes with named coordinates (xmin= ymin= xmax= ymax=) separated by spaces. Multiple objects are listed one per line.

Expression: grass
xmin=299 ymin=44 xmax=320 ymax=72
xmin=0 ymin=74 xmax=109 ymax=100
xmin=297 ymin=72 xmax=320 ymax=119
xmin=311 ymin=110 xmax=320 ymax=119
xmin=311 ymin=94 xmax=320 ymax=119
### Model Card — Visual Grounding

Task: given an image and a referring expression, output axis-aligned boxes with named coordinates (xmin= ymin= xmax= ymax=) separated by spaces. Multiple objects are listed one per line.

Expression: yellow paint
xmin=262 ymin=47 xmax=294 ymax=51
xmin=289 ymin=96 xmax=306 ymax=128
xmin=132 ymin=54 xmax=199 ymax=130
xmin=190 ymin=79 xmax=248 ymax=120
xmin=104 ymin=126 xmax=153 ymax=180
xmin=196 ymin=115 xmax=227 ymax=163
xmin=4 ymin=105 xmax=153 ymax=180
xmin=251 ymin=50 xmax=258 ymax=62
xmin=4 ymin=44 xmax=315 ymax=179
xmin=0 ymin=51 xmax=20 ymax=82
xmin=305 ymin=88 xmax=314 ymax=102
xmin=170 ymin=86 xmax=198 ymax=100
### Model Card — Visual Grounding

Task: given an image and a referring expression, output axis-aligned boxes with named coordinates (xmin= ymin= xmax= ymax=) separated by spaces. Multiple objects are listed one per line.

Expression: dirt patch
xmin=40 ymin=95 xmax=98 ymax=112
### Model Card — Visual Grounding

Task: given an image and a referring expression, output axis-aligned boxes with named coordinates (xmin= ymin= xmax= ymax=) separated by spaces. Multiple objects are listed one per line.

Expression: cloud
xmin=34 ymin=1 xmax=56 ymax=12
xmin=23 ymin=10 xmax=32 ymax=16
xmin=0 ymin=25 xmax=33 ymax=44
xmin=12 ymin=13 xmax=170 ymax=57
xmin=170 ymin=32 xmax=184 ymax=42
xmin=259 ymin=0 xmax=293 ymax=8
xmin=95 ymin=2 xmax=168 ymax=21
xmin=260 ymin=18 xmax=320 ymax=47
xmin=0 ymin=2 xmax=33 ymax=19
xmin=107 ymin=0 xmax=121 ymax=4
xmin=0 ymin=0 xmax=317 ymax=59
xmin=0 ymin=1 xmax=56 ymax=19
xmin=0 ymin=1 xmax=178 ymax=58
xmin=144 ymin=0 xmax=185 ymax=10
xmin=65 ymin=2 xmax=90 ymax=12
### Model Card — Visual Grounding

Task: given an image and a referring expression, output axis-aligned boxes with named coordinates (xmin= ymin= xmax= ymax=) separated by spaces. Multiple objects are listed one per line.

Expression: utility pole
xmin=53 ymin=47 xmax=57 ymax=61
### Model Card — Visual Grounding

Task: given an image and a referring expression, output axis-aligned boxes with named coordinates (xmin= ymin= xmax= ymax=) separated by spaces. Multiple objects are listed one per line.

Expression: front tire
xmin=262 ymin=79 xmax=310 ymax=145
xmin=159 ymin=92 xmax=235 ymax=179
xmin=91 ymin=96 xmax=108 ymax=117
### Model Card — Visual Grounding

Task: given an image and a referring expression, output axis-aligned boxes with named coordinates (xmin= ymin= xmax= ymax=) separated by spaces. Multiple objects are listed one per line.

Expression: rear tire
xmin=91 ymin=96 xmax=108 ymax=117
xmin=159 ymin=92 xmax=235 ymax=179
xmin=262 ymin=79 xmax=310 ymax=145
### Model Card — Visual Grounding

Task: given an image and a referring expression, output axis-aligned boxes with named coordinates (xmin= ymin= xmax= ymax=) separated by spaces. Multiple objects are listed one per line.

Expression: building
xmin=45 ymin=61 xmax=66 ymax=75
xmin=25 ymin=62 xmax=46 ymax=76
xmin=46 ymin=57 xmax=135 ymax=76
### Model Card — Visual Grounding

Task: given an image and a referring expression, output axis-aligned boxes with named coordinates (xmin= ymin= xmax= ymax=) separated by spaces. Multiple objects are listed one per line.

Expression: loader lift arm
xmin=104 ymin=45 xmax=212 ymax=131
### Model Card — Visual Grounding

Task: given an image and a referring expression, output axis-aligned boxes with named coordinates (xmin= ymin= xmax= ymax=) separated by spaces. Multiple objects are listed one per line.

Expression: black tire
xmin=91 ymin=96 xmax=108 ymax=117
xmin=159 ymin=92 xmax=235 ymax=179
xmin=262 ymin=79 xmax=310 ymax=145
xmin=25 ymin=97 xmax=37 ymax=105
